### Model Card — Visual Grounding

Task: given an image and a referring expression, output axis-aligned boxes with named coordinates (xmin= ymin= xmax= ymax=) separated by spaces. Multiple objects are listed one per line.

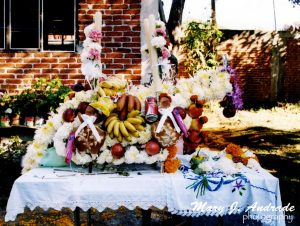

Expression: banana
xmin=119 ymin=121 xmax=129 ymax=137
xmin=127 ymin=110 xmax=140 ymax=118
xmin=130 ymin=131 xmax=140 ymax=138
xmin=98 ymin=87 xmax=106 ymax=97
xmin=109 ymin=132 xmax=114 ymax=139
xmin=101 ymin=81 xmax=113 ymax=88
xmin=136 ymin=116 xmax=145 ymax=123
xmin=107 ymin=119 xmax=118 ymax=133
xmin=124 ymin=120 xmax=137 ymax=132
xmin=135 ymin=124 xmax=145 ymax=131
xmin=117 ymin=134 xmax=123 ymax=142
xmin=127 ymin=117 xmax=143 ymax=125
xmin=104 ymin=115 xmax=118 ymax=127
xmin=113 ymin=121 xmax=120 ymax=137
xmin=124 ymin=136 xmax=132 ymax=142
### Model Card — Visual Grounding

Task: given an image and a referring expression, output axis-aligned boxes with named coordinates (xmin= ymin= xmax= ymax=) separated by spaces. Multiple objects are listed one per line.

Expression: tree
xmin=159 ymin=0 xmax=186 ymax=45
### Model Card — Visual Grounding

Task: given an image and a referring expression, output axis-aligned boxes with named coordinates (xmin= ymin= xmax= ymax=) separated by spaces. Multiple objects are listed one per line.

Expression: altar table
xmin=5 ymin=156 xmax=285 ymax=226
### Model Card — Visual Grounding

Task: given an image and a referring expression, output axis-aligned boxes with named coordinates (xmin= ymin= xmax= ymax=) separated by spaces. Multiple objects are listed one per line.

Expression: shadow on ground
xmin=0 ymin=127 xmax=299 ymax=225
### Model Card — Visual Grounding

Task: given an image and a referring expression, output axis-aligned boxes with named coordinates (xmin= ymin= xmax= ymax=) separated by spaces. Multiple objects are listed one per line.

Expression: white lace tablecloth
xmin=5 ymin=156 xmax=285 ymax=226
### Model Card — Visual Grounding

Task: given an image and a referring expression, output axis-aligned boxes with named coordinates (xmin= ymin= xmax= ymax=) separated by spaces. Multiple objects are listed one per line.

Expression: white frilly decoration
xmin=75 ymin=114 xmax=101 ymax=142
xmin=155 ymin=106 xmax=181 ymax=134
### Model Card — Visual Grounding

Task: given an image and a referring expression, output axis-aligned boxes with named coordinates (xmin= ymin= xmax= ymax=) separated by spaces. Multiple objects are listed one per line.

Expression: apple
xmin=145 ymin=140 xmax=161 ymax=156
xmin=223 ymin=107 xmax=236 ymax=118
xmin=188 ymin=104 xmax=203 ymax=118
xmin=174 ymin=107 xmax=186 ymax=119
xmin=190 ymin=95 xmax=198 ymax=102
xmin=199 ymin=116 xmax=208 ymax=124
xmin=77 ymin=102 xmax=90 ymax=114
xmin=62 ymin=108 xmax=75 ymax=122
xmin=111 ymin=143 xmax=125 ymax=159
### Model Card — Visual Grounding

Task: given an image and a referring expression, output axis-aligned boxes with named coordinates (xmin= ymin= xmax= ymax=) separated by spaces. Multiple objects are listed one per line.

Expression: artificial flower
xmin=164 ymin=159 xmax=180 ymax=173
xmin=151 ymin=36 xmax=166 ymax=48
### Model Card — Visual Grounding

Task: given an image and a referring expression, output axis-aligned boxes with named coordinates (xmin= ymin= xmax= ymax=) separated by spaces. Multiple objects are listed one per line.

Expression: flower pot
xmin=24 ymin=116 xmax=34 ymax=127
xmin=11 ymin=114 xmax=20 ymax=126
xmin=34 ymin=116 xmax=44 ymax=127
xmin=0 ymin=115 xmax=10 ymax=127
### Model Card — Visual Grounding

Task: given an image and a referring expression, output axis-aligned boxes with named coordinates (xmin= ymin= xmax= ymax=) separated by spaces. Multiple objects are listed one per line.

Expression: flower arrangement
xmin=189 ymin=145 xmax=261 ymax=176
xmin=22 ymin=13 xmax=236 ymax=175
xmin=81 ymin=13 xmax=105 ymax=86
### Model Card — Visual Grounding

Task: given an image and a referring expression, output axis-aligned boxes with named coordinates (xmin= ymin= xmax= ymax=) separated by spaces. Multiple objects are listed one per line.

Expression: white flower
xmin=151 ymin=36 xmax=166 ymax=48
xmin=157 ymin=149 xmax=169 ymax=161
xmin=155 ymin=20 xmax=166 ymax=29
xmin=173 ymin=93 xmax=190 ymax=109
xmin=145 ymin=155 xmax=158 ymax=164
xmin=198 ymin=161 xmax=213 ymax=172
xmin=97 ymin=149 xmax=110 ymax=164
xmin=113 ymin=157 xmax=125 ymax=165
xmin=125 ymin=146 xmax=140 ymax=164
xmin=214 ymin=156 xmax=238 ymax=175
xmin=247 ymin=158 xmax=262 ymax=170
xmin=105 ymin=154 xmax=113 ymax=163
xmin=72 ymin=152 xmax=92 ymax=165
xmin=137 ymin=124 xmax=152 ymax=144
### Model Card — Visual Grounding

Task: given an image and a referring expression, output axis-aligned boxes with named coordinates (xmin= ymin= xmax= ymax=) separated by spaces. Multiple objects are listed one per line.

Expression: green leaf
xmin=239 ymin=191 xmax=243 ymax=196
xmin=232 ymin=188 xmax=236 ymax=193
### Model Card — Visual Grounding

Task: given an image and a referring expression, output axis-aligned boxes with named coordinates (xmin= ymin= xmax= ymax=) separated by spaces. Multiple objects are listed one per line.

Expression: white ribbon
xmin=155 ymin=106 xmax=181 ymax=134
xmin=75 ymin=114 xmax=101 ymax=142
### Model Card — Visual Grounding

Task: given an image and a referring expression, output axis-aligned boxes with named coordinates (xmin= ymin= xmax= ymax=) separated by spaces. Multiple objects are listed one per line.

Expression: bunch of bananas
xmin=98 ymin=78 xmax=127 ymax=97
xmin=104 ymin=110 xmax=146 ymax=142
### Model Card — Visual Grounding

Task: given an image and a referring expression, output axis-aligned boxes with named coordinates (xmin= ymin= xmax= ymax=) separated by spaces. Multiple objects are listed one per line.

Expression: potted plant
xmin=0 ymin=93 xmax=11 ymax=127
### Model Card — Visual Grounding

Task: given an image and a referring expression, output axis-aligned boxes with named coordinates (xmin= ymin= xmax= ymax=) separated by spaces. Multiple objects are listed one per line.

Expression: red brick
xmin=15 ymin=64 xmax=33 ymax=68
xmin=7 ymin=69 xmax=23 ymax=73
xmin=24 ymin=58 xmax=41 ymax=63
xmin=33 ymin=64 xmax=51 ymax=68
xmin=41 ymin=58 xmax=58 ymax=63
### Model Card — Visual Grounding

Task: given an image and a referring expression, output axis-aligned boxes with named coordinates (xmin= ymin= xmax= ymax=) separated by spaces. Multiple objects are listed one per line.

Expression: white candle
xmin=94 ymin=12 xmax=102 ymax=76
xmin=144 ymin=15 xmax=162 ymax=93
xmin=94 ymin=12 xmax=102 ymax=32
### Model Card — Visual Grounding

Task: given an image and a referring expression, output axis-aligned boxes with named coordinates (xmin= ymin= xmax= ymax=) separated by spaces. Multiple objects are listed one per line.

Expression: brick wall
xmin=217 ymin=31 xmax=274 ymax=105
xmin=0 ymin=0 xmax=141 ymax=93
xmin=284 ymin=37 xmax=300 ymax=102
xmin=178 ymin=30 xmax=300 ymax=105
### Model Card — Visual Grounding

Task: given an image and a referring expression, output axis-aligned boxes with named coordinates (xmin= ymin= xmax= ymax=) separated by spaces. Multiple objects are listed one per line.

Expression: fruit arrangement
xmin=183 ymin=95 xmax=209 ymax=154
xmin=103 ymin=93 xmax=144 ymax=143
xmin=104 ymin=110 xmax=146 ymax=142
xmin=97 ymin=77 xmax=127 ymax=97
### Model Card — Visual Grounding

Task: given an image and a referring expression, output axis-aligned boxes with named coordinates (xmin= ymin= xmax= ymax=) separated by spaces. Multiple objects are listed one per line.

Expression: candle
xmin=144 ymin=15 xmax=162 ymax=93
xmin=94 ymin=12 xmax=102 ymax=76
xmin=94 ymin=12 xmax=102 ymax=32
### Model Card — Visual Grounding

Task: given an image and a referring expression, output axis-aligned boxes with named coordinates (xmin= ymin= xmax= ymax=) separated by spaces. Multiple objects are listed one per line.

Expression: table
xmin=5 ymin=155 xmax=286 ymax=226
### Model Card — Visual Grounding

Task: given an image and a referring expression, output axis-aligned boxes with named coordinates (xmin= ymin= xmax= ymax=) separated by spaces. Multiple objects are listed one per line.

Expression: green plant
xmin=11 ymin=78 xmax=71 ymax=118
xmin=33 ymin=78 xmax=71 ymax=117
xmin=0 ymin=136 xmax=28 ymax=163
xmin=181 ymin=21 xmax=223 ymax=75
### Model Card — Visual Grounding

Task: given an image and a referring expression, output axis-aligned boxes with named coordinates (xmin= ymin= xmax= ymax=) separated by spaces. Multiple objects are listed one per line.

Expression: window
xmin=0 ymin=0 xmax=76 ymax=51
xmin=0 ymin=0 xmax=4 ymax=49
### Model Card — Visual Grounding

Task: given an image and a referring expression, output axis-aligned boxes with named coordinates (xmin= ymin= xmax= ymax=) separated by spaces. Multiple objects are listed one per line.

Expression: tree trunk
xmin=166 ymin=0 xmax=186 ymax=46
xmin=211 ymin=0 xmax=216 ymax=25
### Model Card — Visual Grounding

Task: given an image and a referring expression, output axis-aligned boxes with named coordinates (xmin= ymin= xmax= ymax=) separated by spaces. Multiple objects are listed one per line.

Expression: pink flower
xmin=161 ymin=47 xmax=171 ymax=59
xmin=88 ymin=48 xmax=100 ymax=60
xmin=155 ymin=28 xmax=167 ymax=38
xmin=88 ymin=30 xmax=102 ymax=42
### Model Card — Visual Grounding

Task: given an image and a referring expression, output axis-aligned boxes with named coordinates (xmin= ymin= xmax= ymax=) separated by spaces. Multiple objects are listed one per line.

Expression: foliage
xmin=181 ymin=21 xmax=223 ymax=75
xmin=0 ymin=136 xmax=28 ymax=163
xmin=0 ymin=92 xmax=11 ymax=115
xmin=11 ymin=78 xmax=71 ymax=118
